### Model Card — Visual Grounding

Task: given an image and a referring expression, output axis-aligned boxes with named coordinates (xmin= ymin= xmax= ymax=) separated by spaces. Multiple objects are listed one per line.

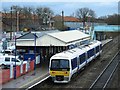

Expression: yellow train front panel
xmin=50 ymin=70 xmax=70 ymax=76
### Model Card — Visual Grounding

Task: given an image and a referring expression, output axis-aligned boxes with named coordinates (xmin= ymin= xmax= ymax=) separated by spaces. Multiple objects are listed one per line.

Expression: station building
xmin=16 ymin=30 xmax=90 ymax=66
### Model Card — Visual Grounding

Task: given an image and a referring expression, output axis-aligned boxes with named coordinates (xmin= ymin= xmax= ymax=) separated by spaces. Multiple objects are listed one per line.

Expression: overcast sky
xmin=1 ymin=0 xmax=119 ymax=17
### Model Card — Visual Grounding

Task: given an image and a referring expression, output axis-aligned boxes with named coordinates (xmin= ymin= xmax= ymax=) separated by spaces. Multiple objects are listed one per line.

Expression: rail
xmin=89 ymin=50 xmax=120 ymax=89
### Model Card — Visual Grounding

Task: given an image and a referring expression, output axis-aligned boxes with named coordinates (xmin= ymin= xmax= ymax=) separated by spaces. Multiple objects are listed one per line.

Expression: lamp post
xmin=34 ymin=32 xmax=36 ymax=70
xmin=62 ymin=11 xmax=64 ymax=30
xmin=16 ymin=11 xmax=19 ymax=32
xmin=14 ymin=10 xmax=19 ymax=79
xmin=10 ymin=7 xmax=13 ymax=40
xmin=14 ymin=32 xmax=16 ymax=79
xmin=87 ymin=15 xmax=95 ymax=40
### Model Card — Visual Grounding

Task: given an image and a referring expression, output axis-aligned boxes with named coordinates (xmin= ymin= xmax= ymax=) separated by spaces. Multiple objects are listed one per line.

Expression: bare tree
xmin=11 ymin=5 xmax=22 ymax=13
xmin=75 ymin=7 xmax=96 ymax=28
xmin=36 ymin=7 xmax=54 ymax=25
xmin=21 ymin=7 xmax=33 ymax=19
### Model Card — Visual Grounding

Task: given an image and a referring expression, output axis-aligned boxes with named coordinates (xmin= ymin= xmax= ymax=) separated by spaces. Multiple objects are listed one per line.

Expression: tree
xmin=21 ymin=7 xmax=32 ymax=19
xmin=75 ymin=7 xmax=96 ymax=28
xmin=36 ymin=7 xmax=54 ymax=25
xmin=106 ymin=14 xmax=120 ymax=25
xmin=11 ymin=5 xmax=22 ymax=13
xmin=97 ymin=14 xmax=120 ymax=25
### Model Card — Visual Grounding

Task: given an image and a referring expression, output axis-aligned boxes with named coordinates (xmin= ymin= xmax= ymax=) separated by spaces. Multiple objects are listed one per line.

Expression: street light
xmin=10 ymin=7 xmax=13 ymax=40
xmin=34 ymin=32 xmax=36 ymax=70
xmin=87 ymin=15 xmax=95 ymax=40
xmin=16 ymin=11 xmax=19 ymax=32
xmin=62 ymin=11 xmax=64 ymax=30
xmin=87 ymin=15 xmax=92 ymax=29
xmin=14 ymin=32 xmax=16 ymax=79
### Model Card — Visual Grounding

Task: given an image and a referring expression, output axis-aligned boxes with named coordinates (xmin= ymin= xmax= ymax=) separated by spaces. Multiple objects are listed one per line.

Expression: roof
xmin=51 ymin=40 xmax=101 ymax=59
xmin=64 ymin=16 xmax=80 ymax=22
xmin=94 ymin=25 xmax=119 ymax=32
xmin=47 ymin=30 xmax=90 ymax=43
xmin=17 ymin=32 xmax=36 ymax=40
xmin=17 ymin=30 xmax=60 ymax=40
xmin=53 ymin=16 xmax=80 ymax=22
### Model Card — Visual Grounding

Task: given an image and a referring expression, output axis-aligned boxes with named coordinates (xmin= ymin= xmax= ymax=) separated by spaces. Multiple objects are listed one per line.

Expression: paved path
xmin=2 ymin=66 xmax=49 ymax=89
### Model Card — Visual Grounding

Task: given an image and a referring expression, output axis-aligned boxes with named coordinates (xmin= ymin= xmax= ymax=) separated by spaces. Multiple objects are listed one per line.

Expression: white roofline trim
xmin=17 ymin=39 xmax=34 ymax=41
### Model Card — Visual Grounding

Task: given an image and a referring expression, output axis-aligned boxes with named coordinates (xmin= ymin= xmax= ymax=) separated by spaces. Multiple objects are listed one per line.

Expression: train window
xmin=5 ymin=57 xmax=10 ymax=61
xmin=96 ymin=46 xmax=99 ymax=53
xmin=51 ymin=60 xmax=59 ymax=68
xmin=60 ymin=60 xmax=69 ymax=68
xmin=51 ymin=59 xmax=69 ymax=69
xmin=71 ymin=57 xmax=77 ymax=70
xmin=79 ymin=53 xmax=86 ymax=64
xmin=87 ymin=49 xmax=94 ymax=58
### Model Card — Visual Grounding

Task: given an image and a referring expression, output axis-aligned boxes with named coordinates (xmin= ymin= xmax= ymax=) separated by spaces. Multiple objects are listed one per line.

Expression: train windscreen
xmin=50 ymin=59 xmax=69 ymax=70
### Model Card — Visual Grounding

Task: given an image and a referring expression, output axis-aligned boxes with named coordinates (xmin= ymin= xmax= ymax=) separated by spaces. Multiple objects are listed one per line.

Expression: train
xmin=49 ymin=40 xmax=102 ymax=83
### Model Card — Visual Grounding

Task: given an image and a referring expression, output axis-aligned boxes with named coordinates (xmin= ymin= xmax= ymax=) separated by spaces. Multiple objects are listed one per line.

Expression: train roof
xmin=50 ymin=40 xmax=101 ymax=60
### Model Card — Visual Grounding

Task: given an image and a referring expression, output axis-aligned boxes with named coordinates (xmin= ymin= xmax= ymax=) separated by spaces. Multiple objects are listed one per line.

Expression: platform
xmin=2 ymin=65 xmax=49 ymax=89
xmin=101 ymin=39 xmax=112 ymax=46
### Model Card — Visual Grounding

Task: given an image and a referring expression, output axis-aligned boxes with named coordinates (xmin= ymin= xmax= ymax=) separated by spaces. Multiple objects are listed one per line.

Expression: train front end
xmin=49 ymin=58 xmax=71 ymax=83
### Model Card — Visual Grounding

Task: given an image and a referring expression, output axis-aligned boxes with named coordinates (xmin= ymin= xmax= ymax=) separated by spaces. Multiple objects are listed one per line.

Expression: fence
xmin=0 ymin=60 xmax=34 ymax=84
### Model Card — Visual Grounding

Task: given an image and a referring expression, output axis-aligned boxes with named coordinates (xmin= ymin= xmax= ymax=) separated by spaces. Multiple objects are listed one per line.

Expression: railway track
xmin=89 ymin=50 xmax=120 ymax=89
xmin=28 ymin=35 xmax=120 ymax=89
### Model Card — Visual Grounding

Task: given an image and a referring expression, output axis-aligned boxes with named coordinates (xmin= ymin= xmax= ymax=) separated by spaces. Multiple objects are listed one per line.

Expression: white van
xmin=0 ymin=55 xmax=27 ymax=69
xmin=2 ymin=49 xmax=15 ymax=55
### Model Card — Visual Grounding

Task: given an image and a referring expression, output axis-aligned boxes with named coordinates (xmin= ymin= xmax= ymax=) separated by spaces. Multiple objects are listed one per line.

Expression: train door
xmin=85 ymin=52 xmax=88 ymax=65
xmin=77 ymin=56 xmax=80 ymax=71
xmin=94 ymin=47 xmax=96 ymax=58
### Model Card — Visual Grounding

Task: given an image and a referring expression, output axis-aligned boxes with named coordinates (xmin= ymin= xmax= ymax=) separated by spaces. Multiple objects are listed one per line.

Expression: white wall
xmin=17 ymin=40 xmax=34 ymax=46
xmin=37 ymin=35 xmax=66 ymax=46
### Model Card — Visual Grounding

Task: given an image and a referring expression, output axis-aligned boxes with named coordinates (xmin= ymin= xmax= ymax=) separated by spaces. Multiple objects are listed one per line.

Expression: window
xmin=5 ymin=57 xmax=10 ymax=61
xmin=51 ymin=59 xmax=69 ymax=69
xmin=12 ymin=58 xmax=20 ymax=62
xmin=51 ymin=60 xmax=59 ymax=68
xmin=60 ymin=60 xmax=69 ymax=68
xmin=79 ymin=53 xmax=86 ymax=64
xmin=96 ymin=46 xmax=99 ymax=53
xmin=87 ymin=49 xmax=94 ymax=58
xmin=4 ymin=51 xmax=12 ymax=54
xmin=71 ymin=57 xmax=77 ymax=70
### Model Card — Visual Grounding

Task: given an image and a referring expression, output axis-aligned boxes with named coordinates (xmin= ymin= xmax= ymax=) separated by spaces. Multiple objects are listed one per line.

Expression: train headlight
xmin=64 ymin=72 xmax=67 ymax=74
xmin=52 ymin=72 xmax=55 ymax=74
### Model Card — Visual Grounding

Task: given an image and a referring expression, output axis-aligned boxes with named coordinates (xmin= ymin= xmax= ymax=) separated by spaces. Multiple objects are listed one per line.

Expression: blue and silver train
xmin=49 ymin=40 xmax=102 ymax=83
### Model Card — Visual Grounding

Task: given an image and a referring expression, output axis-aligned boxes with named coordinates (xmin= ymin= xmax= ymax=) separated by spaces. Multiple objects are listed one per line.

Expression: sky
xmin=1 ymin=0 xmax=119 ymax=17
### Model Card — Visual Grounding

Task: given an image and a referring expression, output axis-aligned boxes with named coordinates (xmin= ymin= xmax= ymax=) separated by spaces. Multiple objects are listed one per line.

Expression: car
xmin=1 ymin=49 xmax=20 ymax=56
xmin=0 ymin=55 xmax=27 ymax=69
xmin=2 ymin=49 xmax=14 ymax=55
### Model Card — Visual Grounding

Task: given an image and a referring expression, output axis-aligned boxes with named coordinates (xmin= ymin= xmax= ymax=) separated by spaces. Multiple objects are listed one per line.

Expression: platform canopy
xmin=16 ymin=30 xmax=90 ymax=46
xmin=37 ymin=30 xmax=90 ymax=46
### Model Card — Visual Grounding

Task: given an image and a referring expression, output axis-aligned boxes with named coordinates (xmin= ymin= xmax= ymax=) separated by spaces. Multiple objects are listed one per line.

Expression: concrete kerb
xmin=26 ymin=75 xmax=50 ymax=90
xmin=18 ymin=73 xmax=50 ymax=89
xmin=102 ymin=39 xmax=112 ymax=46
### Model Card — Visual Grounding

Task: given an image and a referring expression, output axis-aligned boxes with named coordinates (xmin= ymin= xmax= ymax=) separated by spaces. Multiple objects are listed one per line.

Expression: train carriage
xmin=49 ymin=40 xmax=102 ymax=83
